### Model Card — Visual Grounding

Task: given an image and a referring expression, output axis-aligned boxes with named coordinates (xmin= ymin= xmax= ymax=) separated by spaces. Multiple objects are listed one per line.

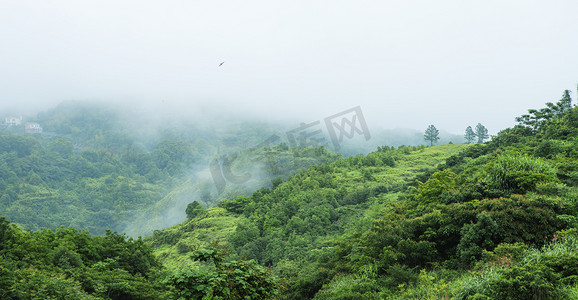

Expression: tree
xmin=515 ymin=89 xmax=574 ymax=131
xmin=424 ymin=125 xmax=440 ymax=146
xmin=168 ymin=243 xmax=278 ymax=299
xmin=152 ymin=140 xmax=195 ymax=175
xmin=414 ymin=169 xmax=457 ymax=205
xmin=186 ymin=201 xmax=205 ymax=220
xmin=475 ymin=123 xmax=489 ymax=143
xmin=559 ymin=89 xmax=572 ymax=112
xmin=464 ymin=126 xmax=476 ymax=144
xmin=49 ymin=137 xmax=74 ymax=156
xmin=457 ymin=213 xmax=501 ymax=266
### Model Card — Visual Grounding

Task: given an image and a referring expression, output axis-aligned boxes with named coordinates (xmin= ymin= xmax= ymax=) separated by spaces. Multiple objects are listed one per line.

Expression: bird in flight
xmin=219 ymin=62 xmax=225 ymax=67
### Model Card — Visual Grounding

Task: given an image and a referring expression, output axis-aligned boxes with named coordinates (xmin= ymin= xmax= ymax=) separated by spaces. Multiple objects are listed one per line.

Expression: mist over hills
xmin=2 ymin=1 xmax=578 ymax=298
xmin=0 ymin=100 xmax=468 ymax=237
xmin=2 ymin=100 xmax=462 ymax=234
xmin=1 ymin=88 xmax=578 ymax=298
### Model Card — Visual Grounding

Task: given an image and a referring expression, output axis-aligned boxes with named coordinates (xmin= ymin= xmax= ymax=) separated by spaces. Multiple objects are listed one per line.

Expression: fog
xmin=2 ymin=1 xmax=578 ymax=136
xmin=3 ymin=1 xmax=577 ymax=236
xmin=121 ymin=154 xmax=281 ymax=237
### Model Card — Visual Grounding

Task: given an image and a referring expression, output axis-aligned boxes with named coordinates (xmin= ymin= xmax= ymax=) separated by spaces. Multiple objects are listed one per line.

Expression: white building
xmin=25 ymin=122 xmax=43 ymax=133
xmin=5 ymin=116 xmax=22 ymax=126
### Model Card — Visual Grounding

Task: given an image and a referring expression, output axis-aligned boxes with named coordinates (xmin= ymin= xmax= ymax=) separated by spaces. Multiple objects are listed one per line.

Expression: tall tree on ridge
xmin=464 ymin=126 xmax=476 ymax=144
xmin=475 ymin=123 xmax=489 ymax=143
xmin=424 ymin=125 xmax=440 ymax=146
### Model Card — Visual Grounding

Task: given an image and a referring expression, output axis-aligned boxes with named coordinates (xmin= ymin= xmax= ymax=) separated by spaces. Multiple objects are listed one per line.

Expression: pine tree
xmin=516 ymin=88 xmax=574 ymax=131
xmin=424 ymin=125 xmax=440 ymax=146
xmin=464 ymin=126 xmax=476 ymax=144
xmin=475 ymin=123 xmax=489 ymax=143
xmin=558 ymin=90 xmax=572 ymax=112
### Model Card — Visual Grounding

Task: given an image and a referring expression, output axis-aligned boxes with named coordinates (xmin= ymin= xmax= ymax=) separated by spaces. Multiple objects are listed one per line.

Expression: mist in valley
xmin=2 ymin=1 xmax=578 ymax=236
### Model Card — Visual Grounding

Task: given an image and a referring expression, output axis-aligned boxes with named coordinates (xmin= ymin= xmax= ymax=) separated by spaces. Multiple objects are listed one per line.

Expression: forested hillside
xmin=1 ymin=90 xmax=578 ymax=299
xmin=146 ymin=90 xmax=578 ymax=299
xmin=0 ymin=102 xmax=339 ymax=235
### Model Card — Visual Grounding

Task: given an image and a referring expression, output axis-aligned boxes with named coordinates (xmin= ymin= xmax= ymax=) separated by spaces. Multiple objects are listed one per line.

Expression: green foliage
xmin=147 ymin=89 xmax=578 ymax=298
xmin=147 ymin=144 xmax=465 ymax=299
xmin=424 ymin=125 xmax=440 ymax=146
xmin=490 ymin=262 xmax=561 ymax=300
xmin=313 ymin=271 xmax=382 ymax=299
xmin=457 ymin=237 xmax=578 ymax=300
xmin=0 ymin=217 xmax=169 ymax=299
xmin=474 ymin=123 xmax=489 ymax=144
xmin=491 ymin=125 xmax=534 ymax=148
xmin=186 ymin=201 xmax=205 ymax=220
xmin=355 ymin=194 xmax=566 ymax=277
xmin=168 ymin=243 xmax=278 ymax=299
xmin=414 ymin=169 xmax=457 ymax=205
xmin=0 ymin=114 xmax=341 ymax=236
xmin=480 ymin=242 xmax=528 ymax=268
xmin=484 ymin=154 xmax=559 ymax=193
xmin=152 ymin=229 xmax=184 ymax=248
xmin=382 ymin=264 xmax=419 ymax=289
xmin=153 ymin=140 xmax=195 ymax=175
xmin=0 ymin=133 xmax=40 ymax=156
xmin=457 ymin=213 xmax=501 ymax=266
xmin=229 ymin=220 xmax=260 ymax=249
xmin=447 ymin=196 xmax=566 ymax=247
xmin=541 ymin=107 xmax=578 ymax=140
xmin=5 ymin=91 xmax=578 ymax=298
xmin=49 ymin=137 xmax=74 ymax=156
xmin=534 ymin=139 xmax=563 ymax=158
xmin=284 ymin=268 xmax=334 ymax=300
xmin=11 ymin=267 xmax=98 ymax=300
xmin=394 ymin=269 xmax=454 ymax=299
xmin=0 ymin=132 xmax=173 ymax=234
xmin=516 ymin=90 xmax=574 ymax=132
xmin=464 ymin=126 xmax=476 ymax=144
xmin=218 ymin=196 xmax=251 ymax=215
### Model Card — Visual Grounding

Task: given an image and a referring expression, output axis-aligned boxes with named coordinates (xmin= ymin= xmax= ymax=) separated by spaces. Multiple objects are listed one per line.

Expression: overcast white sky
xmin=1 ymin=0 xmax=577 ymax=135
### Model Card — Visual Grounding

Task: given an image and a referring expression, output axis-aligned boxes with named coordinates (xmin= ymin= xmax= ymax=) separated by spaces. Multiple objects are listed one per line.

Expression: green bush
xmin=414 ymin=169 xmax=457 ymax=205
xmin=185 ymin=201 xmax=205 ymax=220
xmin=489 ymin=262 xmax=560 ymax=299
xmin=457 ymin=213 xmax=501 ymax=266
xmin=169 ymin=244 xmax=278 ymax=300
xmin=534 ymin=140 xmax=563 ymax=158
xmin=457 ymin=237 xmax=578 ymax=300
xmin=382 ymin=264 xmax=419 ymax=289
xmin=484 ymin=154 xmax=559 ymax=193
xmin=12 ymin=267 xmax=96 ymax=300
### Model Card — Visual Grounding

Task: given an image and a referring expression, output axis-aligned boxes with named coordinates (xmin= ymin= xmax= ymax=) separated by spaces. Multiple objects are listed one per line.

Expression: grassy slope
xmin=149 ymin=144 xmax=467 ymax=273
xmin=150 ymin=207 xmax=239 ymax=272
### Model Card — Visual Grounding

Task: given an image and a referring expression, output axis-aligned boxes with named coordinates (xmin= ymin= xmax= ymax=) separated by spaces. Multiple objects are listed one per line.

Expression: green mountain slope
xmin=2 ymin=89 xmax=578 ymax=299
xmin=145 ymin=89 xmax=578 ymax=299
xmin=146 ymin=144 xmax=466 ymax=277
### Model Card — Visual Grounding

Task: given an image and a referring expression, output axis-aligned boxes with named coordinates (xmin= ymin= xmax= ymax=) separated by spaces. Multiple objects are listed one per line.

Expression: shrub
xmin=484 ymin=154 xmax=559 ymax=193
xmin=186 ymin=201 xmax=205 ymax=220
xmin=534 ymin=140 xmax=563 ymax=158
xmin=457 ymin=213 xmax=501 ymax=266
xmin=414 ymin=169 xmax=457 ymax=205
xmin=169 ymin=245 xmax=278 ymax=300
xmin=489 ymin=262 xmax=560 ymax=299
